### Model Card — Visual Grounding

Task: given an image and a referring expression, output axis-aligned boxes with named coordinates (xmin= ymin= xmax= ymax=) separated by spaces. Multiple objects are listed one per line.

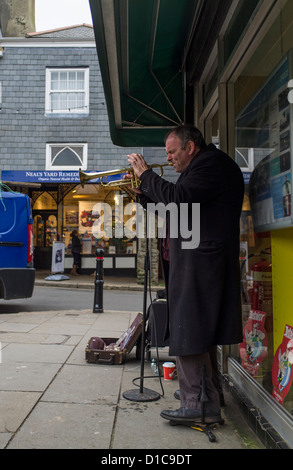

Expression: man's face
xmin=165 ymin=133 xmax=198 ymax=173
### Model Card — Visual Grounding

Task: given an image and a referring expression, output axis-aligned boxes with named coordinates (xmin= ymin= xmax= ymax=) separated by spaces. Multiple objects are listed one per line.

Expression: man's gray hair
xmin=165 ymin=125 xmax=206 ymax=150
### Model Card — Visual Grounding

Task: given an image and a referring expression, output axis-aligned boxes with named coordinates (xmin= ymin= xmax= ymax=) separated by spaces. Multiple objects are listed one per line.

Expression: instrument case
xmin=85 ymin=313 xmax=143 ymax=365
xmin=146 ymin=300 xmax=169 ymax=347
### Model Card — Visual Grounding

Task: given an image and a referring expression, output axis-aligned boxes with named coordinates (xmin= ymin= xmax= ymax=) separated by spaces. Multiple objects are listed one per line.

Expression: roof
xmin=26 ymin=24 xmax=94 ymax=39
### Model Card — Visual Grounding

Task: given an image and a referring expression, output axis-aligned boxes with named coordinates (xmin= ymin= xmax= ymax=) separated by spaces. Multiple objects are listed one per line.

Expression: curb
xmin=34 ymin=279 xmax=145 ymax=291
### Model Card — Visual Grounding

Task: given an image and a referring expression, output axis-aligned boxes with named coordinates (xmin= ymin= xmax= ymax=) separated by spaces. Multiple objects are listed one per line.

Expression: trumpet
xmin=79 ymin=163 xmax=172 ymax=189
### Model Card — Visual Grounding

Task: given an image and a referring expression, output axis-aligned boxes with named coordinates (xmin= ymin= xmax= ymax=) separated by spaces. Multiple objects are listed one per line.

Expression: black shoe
xmin=174 ymin=389 xmax=226 ymax=407
xmin=160 ymin=407 xmax=222 ymax=424
xmin=174 ymin=389 xmax=180 ymax=400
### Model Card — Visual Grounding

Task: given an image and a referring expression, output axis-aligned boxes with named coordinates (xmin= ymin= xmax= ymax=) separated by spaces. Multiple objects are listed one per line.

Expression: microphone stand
xmin=123 ymin=211 xmax=160 ymax=402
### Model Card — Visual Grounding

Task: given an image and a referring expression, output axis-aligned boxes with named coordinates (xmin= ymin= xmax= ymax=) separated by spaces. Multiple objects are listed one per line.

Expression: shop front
xmin=222 ymin=2 xmax=293 ymax=447
xmin=2 ymin=170 xmax=138 ymax=276
xmin=88 ymin=0 xmax=293 ymax=448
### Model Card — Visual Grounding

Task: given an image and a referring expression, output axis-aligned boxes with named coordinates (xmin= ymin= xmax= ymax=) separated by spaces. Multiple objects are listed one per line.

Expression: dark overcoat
xmin=139 ymin=144 xmax=245 ymax=356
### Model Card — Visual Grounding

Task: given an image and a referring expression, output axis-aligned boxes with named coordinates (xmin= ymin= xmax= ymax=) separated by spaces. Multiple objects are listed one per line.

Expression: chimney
xmin=0 ymin=0 xmax=36 ymax=37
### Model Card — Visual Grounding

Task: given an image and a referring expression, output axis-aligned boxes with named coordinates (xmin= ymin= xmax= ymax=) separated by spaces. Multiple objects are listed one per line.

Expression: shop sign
xmin=239 ymin=310 xmax=268 ymax=376
xmin=1 ymin=170 xmax=123 ymax=184
xmin=272 ymin=324 xmax=293 ymax=405
xmin=2 ymin=170 xmax=82 ymax=183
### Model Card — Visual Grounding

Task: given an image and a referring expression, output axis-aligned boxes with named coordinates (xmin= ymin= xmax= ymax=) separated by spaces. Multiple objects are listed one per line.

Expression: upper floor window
xmin=45 ymin=68 xmax=89 ymax=116
xmin=46 ymin=143 xmax=88 ymax=170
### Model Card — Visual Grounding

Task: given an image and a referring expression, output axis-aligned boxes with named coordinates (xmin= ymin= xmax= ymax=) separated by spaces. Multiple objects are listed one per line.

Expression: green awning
xmin=89 ymin=0 xmax=200 ymax=147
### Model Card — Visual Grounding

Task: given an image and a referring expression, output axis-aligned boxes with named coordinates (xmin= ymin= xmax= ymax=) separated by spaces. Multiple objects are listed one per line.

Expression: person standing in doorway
xmin=71 ymin=229 xmax=82 ymax=276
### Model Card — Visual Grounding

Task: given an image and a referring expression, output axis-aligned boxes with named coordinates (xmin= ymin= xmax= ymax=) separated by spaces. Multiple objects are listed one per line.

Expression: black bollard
xmin=93 ymin=248 xmax=104 ymax=313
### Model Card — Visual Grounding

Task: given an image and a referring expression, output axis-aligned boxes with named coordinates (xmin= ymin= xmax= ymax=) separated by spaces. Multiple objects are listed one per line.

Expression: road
xmin=0 ymin=286 xmax=150 ymax=314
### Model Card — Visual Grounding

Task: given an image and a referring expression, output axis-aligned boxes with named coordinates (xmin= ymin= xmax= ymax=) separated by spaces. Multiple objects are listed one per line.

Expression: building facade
xmin=0 ymin=25 xmax=153 ymax=277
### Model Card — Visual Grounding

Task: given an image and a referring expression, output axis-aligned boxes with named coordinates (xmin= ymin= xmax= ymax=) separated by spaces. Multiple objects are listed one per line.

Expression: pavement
xmin=0 ymin=270 xmax=266 ymax=453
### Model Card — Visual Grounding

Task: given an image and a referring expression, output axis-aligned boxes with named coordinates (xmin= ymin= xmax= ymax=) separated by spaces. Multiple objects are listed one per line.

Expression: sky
xmin=35 ymin=0 xmax=93 ymax=32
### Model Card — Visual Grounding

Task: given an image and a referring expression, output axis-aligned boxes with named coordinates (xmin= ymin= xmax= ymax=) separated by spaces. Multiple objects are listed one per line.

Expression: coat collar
xmin=176 ymin=143 xmax=216 ymax=182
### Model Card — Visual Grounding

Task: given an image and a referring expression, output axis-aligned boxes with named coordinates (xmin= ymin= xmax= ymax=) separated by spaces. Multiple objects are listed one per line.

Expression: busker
xmin=126 ymin=125 xmax=244 ymax=425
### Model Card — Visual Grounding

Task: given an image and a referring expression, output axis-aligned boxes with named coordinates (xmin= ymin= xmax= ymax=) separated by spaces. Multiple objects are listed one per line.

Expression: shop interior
xmin=31 ymin=183 xmax=137 ymax=271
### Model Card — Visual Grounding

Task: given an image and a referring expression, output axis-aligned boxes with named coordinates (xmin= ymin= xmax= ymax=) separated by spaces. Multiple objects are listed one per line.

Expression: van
xmin=0 ymin=192 xmax=35 ymax=299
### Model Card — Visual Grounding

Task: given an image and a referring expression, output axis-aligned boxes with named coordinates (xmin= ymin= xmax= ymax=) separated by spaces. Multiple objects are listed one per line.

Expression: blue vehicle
xmin=0 ymin=192 xmax=35 ymax=299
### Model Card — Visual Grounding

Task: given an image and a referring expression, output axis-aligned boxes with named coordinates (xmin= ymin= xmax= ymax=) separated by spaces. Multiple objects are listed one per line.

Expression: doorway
xmin=33 ymin=211 xmax=58 ymax=269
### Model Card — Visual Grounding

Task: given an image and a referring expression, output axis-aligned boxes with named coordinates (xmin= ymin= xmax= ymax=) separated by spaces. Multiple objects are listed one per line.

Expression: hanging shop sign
xmin=272 ymin=324 xmax=293 ymax=405
xmin=239 ymin=310 xmax=268 ymax=377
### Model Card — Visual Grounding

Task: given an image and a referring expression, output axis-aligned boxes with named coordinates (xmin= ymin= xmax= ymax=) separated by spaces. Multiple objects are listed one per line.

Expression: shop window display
xmin=61 ymin=184 xmax=136 ymax=255
xmin=232 ymin=3 xmax=293 ymax=417
xmin=238 ymin=210 xmax=293 ymax=415
xmin=238 ymin=226 xmax=274 ymax=394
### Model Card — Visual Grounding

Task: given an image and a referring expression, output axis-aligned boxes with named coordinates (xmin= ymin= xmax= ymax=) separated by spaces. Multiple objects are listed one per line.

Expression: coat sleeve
xmin=139 ymin=153 xmax=227 ymax=205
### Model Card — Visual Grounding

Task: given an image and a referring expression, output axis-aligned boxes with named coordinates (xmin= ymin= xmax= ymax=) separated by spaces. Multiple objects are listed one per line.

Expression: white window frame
xmin=46 ymin=143 xmax=88 ymax=170
xmin=45 ymin=68 xmax=89 ymax=115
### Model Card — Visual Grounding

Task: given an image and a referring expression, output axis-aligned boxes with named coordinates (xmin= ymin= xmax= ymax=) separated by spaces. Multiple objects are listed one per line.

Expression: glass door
xmin=33 ymin=211 xmax=57 ymax=247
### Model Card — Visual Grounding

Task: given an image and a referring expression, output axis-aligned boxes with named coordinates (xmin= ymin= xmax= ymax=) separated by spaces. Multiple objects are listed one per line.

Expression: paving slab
xmin=0 ymin=312 xmax=58 ymax=324
xmin=0 ymin=322 xmax=39 ymax=333
xmin=0 ymin=432 xmax=12 ymax=449
xmin=0 ymin=332 xmax=49 ymax=344
xmin=0 ymin=362 xmax=62 ymax=391
xmin=41 ymin=363 xmax=123 ymax=405
xmin=0 ymin=391 xmax=42 ymax=433
xmin=7 ymin=402 xmax=115 ymax=449
xmin=41 ymin=334 xmax=82 ymax=345
xmin=30 ymin=321 xmax=92 ymax=336
xmin=2 ymin=343 xmax=74 ymax=364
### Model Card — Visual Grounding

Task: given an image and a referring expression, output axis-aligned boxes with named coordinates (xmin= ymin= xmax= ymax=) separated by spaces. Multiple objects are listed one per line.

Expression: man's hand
xmin=122 ymin=153 xmax=149 ymax=194
xmin=122 ymin=171 xmax=143 ymax=194
xmin=127 ymin=153 xmax=148 ymax=178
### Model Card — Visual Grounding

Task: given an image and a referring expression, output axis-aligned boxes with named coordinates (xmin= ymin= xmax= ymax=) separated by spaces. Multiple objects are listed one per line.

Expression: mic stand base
xmin=123 ymin=388 xmax=160 ymax=402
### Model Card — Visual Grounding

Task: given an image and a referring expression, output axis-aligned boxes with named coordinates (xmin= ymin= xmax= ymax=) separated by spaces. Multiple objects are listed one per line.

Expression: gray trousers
xmin=176 ymin=347 xmax=222 ymax=412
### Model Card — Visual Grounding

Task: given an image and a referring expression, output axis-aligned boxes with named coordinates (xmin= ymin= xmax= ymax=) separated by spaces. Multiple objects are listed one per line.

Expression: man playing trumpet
xmin=126 ymin=125 xmax=244 ymax=426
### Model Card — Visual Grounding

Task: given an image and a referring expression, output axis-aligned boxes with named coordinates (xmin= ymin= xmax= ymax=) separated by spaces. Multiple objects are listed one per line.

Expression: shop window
xmin=33 ymin=213 xmax=57 ymax=247
xmin=32 ymin=192 xmax=58 ymax=248
xmin=238 ymin=231 xmax=273 ymax=390
xmin=45 ymin=68 xmax=89 ymax=115
xmin=232 ymin=2 xmax=293 ymax=418
xmin=46 ymin=143 xmax=88 ymax=170
xmin=223 ymin=0 xmax=260 ymax=66
xmin=61 ymin=185 xmax=137 ymax=256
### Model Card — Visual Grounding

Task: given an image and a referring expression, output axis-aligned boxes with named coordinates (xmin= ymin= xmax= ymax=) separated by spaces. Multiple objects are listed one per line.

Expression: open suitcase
xmin=85 ymin=312 xmax=143 ymax=365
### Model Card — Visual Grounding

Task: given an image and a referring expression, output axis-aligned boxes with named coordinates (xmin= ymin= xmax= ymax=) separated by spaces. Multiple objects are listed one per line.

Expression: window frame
xmin=45 ymin=67 xmax=89 ymax=116
xmin=46 ymin=143 xmax=88 ymax=170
